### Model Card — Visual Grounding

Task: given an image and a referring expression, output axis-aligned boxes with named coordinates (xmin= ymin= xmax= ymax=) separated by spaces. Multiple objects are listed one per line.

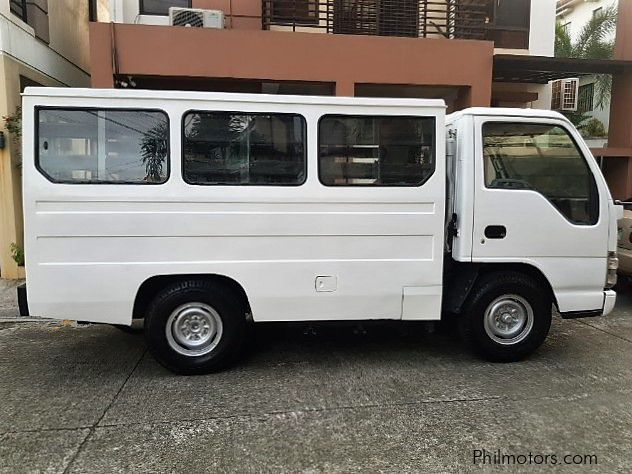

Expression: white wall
xmin=530 ymin=0 xmax=557 ymax=56
xmin=557 ymin=0 xmax=617 ymax=133
xmin=578 ymin=75 xmax=611 ymax=129
xmin=494 ymin=0 xmax=556 ymax=56
xmin=558 ymin=0 xmax=618 ymax=43
xmin=0 ymin=6 xmax=89 ymax=87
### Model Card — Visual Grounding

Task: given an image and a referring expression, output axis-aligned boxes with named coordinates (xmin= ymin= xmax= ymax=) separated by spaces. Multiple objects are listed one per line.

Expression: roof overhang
xmin=493 ymin=54 xmax=632 ymax=84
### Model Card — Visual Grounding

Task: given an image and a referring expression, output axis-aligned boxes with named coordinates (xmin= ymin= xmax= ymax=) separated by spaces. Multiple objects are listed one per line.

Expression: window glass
xmin=494 ymin=0 xmax=530 ymax=28
xmin=183 ymin=111 xmax=306 ymax=185
xmin=271 ymin=0 xmax=318 ymax=24
xmin=37 ymin=109 xmax=169 ymax=184
xmin=140 ymin=0 xmax=191 ymax=16
xmin=318 ymin=115 xmax=435 ymax=186
xmin=483 ymin=122 xmax=598 ymax=225
xmin=578 ymin=83 xmax=594 ymax=113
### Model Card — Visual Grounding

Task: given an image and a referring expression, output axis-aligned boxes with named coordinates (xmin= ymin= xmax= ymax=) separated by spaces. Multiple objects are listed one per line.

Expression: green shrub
xmin=9 ymin=242 xmax=24 ymax=266
xmin=580 ymin=118 xmax=607 ymax=138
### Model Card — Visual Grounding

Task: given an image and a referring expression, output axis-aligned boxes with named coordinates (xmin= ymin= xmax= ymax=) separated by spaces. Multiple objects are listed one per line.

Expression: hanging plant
xmin=3 ymin=105 xmax=21 ymax=139
xmin=3 ymin=105 xmax=22 ymax=166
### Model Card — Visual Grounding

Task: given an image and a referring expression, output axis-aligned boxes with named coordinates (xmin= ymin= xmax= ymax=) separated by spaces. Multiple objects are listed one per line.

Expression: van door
xmin=471 ymin=116 xmax=610 ymax=313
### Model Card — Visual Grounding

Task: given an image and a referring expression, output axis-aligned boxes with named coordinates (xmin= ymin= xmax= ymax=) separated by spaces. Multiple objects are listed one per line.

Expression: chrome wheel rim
xmin=483 ymin=294 xmax=534 ymax=345
xmin=165 ymin=302 xmax=223 ymax=357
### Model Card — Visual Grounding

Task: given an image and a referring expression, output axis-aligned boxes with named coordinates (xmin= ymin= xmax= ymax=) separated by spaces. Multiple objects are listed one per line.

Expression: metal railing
xmin=262 ymin=0 xmax=490 ymax=40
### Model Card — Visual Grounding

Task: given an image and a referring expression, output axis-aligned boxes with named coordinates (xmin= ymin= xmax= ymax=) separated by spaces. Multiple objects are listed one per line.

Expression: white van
xmin=18 ymin=88 xmax=620 ymax=374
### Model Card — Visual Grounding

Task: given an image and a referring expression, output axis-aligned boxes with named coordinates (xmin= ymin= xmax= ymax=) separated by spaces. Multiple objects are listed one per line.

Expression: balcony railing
xmin=262 ymin=0 xmax=490 ymax=40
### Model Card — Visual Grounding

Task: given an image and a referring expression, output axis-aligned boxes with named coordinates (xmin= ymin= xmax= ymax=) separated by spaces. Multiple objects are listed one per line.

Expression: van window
xmin=318 ymin=115 xmax=435 ymax=186
xmin=183 ymin=111 xmax=306 ymax=186
xmin=37 ymin=109 xmax=169 ymax=184
xmin=483 ymin=122 xmax=599 ymax=225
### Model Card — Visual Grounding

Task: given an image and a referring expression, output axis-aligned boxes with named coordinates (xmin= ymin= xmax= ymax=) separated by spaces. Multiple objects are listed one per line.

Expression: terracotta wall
xmin=609 ymin=0 xmax=632 ymax=150
xmin=192 ymin=0 xmax=261 ymax=29
xmin=606 ymin=0 xmax=632 ymax=198
xmin=90 ymin=22 xmax=493 ymax=107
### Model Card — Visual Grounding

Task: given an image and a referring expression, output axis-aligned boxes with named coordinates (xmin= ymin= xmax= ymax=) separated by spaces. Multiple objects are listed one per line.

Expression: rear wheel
xmin=459 ymin=272 xmax=552 ymax=362
xmin=144 ymin=280 xmax=246 ymax=374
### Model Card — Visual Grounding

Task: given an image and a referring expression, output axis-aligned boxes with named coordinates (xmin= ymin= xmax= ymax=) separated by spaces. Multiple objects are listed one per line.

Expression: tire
xmin=459 ymin=272 xmax=552 ymax=362
xmin=144 ymin=280 xmax=246 ymax=375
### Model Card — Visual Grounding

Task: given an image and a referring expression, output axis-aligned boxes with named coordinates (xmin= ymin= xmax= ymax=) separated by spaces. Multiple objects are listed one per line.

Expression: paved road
xmin=0 ymin=279 xmax=22 ymax=320
xmin=0 ymin=284 xmax=631 ymax=473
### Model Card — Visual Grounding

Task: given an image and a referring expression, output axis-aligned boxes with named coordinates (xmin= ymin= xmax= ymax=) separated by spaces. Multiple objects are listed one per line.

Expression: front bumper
xmin=603 ymin=289 xmax=616 ymax=316
xmin=560 ymin=290 xmax=616 ymax=319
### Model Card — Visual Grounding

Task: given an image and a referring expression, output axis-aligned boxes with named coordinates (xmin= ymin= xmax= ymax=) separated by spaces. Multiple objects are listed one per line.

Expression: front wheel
xmin=144 ymin=280 xmax=246 ymax=375
xmin=459 ymin=272 xmax=552 ymax=362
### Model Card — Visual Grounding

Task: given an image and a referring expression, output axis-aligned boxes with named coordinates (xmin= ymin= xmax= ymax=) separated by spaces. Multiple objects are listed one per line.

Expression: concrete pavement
xmin=0 ymin=279 xmax=22 ymax=320
xmin=0 ymin=283 xmax=631 ymax=472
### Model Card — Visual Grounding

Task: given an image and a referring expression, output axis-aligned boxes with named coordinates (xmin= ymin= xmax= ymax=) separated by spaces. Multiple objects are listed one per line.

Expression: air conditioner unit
xmin=169 ymin=7 xmax=225 ymax=28
xmin=551 ymin=78 xmax=579 ymax=111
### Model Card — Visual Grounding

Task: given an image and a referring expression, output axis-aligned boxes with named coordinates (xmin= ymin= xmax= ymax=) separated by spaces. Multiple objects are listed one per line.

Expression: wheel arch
xmin=132 ymin=274 xmax=251 ymax=320
xmin=443 ymin=261 xmax=557 ymax=314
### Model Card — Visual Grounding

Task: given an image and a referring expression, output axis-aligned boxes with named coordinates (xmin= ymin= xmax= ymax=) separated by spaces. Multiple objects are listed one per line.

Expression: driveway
xmin=0 ymin=283 xmax=631 ymax=473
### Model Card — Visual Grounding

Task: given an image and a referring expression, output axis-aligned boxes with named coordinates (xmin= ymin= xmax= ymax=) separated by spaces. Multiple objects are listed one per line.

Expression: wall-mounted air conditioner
xmin=551 ymin=78 xmax=579 ymax=111
xmin=169 ymin=7 xmax=225 ymax=29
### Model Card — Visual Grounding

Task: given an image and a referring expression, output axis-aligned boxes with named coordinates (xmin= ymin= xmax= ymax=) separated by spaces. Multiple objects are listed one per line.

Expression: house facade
xmin=0 ymin=0 xmax=109 ymax=279
xmin=556 ymin=0 xmax=618 ymax=144
xmin=91 ymin=1 xmax=556 ymax=111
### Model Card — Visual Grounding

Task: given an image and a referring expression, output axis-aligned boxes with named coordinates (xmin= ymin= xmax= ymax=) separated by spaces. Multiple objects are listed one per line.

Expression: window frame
xmin=139 ymin=0 xmax=192 ymax=16
xmin=89 ymin=0 xmax=98 ymax=22
xmin=181 ymin=109 xmax=308 ymax=187
xmin=10 ymin=0 xmax=27 ymax=23
xmin=35 ymin=106 xmax=171 ymax=186
xmin=578 ymin=83 xmax=594 ymax=113
xmin=488 ymin=0 xmax=531 ymax=49
xmin=481 ymin=120 xmax=600 ymax=226
xmin=317 ymin=113 xmax=437 ymax=188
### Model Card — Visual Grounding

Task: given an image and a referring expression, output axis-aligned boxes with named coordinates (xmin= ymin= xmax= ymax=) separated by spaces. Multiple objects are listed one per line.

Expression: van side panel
xmin=22 ymin=92 xmax=446 ymax=324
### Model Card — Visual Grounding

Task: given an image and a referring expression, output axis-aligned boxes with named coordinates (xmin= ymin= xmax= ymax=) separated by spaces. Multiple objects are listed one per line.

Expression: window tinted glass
xmin=319 ymin=115 xmax=435 ymax=186
xmin=183 ymin=111 xmax=306 ymax=186
xmin=140 ymin=0 xmax=190 ymax=15
xmin=483 ymin=122 xmax=598 ymax=225
xmin=37 ymin=109 xmax=169 ymax=184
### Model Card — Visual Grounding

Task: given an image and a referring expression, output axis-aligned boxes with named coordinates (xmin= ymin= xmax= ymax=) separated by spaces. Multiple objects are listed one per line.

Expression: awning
xmin=493 ymin=54 xmax=632 ymax=84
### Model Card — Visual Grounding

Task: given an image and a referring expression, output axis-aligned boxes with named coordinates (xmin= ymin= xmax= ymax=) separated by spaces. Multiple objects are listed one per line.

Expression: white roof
xmin=448 ymin=107 xmax=568 ymax=121
xmin=22 ymin=87 xmax=447 ymax=109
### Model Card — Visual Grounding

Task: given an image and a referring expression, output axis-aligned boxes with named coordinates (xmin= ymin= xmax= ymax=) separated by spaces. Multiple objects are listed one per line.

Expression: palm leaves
xmin=140 ymin=120 xmax=168 ymax=182
xmin=555 ymin=5 xmax=617 ymax=109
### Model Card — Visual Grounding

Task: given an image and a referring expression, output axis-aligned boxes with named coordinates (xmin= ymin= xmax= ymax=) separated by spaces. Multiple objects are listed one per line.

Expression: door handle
xmin=484 ymin=225 xmax=507 ymax=239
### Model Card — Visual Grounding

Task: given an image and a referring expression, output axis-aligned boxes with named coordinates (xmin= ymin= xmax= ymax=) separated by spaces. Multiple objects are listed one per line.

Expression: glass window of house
xmin=37 ymin=109 xmax=169 ymax=184
xmin=183 ymin=111 xmax=306 ymax=185
xmin=318 ymin=115 xmax=435 ymax=186
xmin=483 ymin=122 xmax=599 ymax=225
